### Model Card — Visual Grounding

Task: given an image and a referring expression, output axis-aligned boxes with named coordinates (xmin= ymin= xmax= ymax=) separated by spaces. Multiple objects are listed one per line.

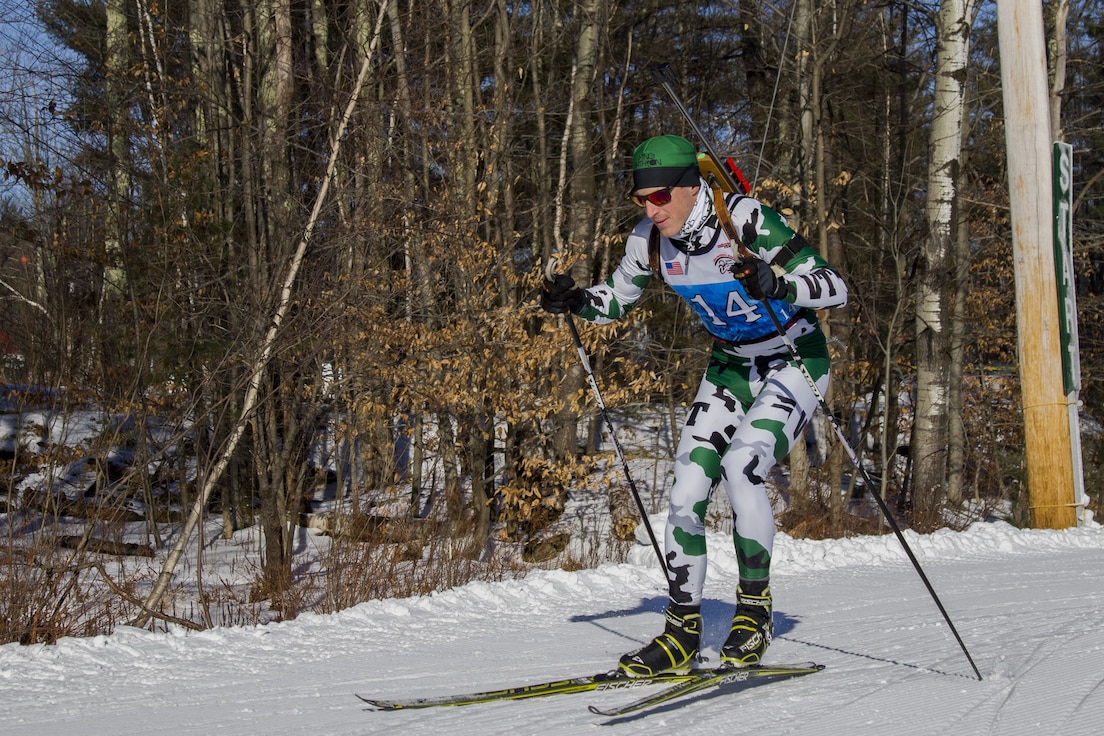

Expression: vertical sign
xmin=1053 ymin=141 xmax=1088 ymax=525
xmin=1052 ymin=142 xmax=1080 ymax=392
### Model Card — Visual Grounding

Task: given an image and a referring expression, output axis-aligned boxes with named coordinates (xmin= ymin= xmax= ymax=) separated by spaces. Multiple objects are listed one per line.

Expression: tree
xmin=912 ymin=0 xmax=974 ymax=518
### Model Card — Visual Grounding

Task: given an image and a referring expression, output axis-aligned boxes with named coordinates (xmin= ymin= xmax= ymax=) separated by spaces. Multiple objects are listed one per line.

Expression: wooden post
xmin=996 ymin=1 xmax=1078 ymax=528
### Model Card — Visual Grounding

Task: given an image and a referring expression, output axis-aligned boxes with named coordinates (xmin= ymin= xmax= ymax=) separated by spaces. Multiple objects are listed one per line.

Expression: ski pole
xmin=759 ymin=298 xmax=982 ymax=682
xmin=545 ymin=257 xmax=667 ymax=575
xmin=649 ymin=67 xmax=983 ymax=682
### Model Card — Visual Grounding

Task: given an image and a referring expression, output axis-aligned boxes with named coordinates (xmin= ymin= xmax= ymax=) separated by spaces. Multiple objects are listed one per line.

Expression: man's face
xmin=638 ymin=184 xmax=701 ymax=238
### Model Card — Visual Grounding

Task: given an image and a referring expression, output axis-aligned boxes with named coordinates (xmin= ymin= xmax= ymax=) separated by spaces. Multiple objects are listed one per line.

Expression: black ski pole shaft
xmin=757 ymin=301 xmax=983 ymax=682
xmin=564 ymin=315 xmax=666 ymax=571
xmin=546 ymin=258 xmax=667 ymax=574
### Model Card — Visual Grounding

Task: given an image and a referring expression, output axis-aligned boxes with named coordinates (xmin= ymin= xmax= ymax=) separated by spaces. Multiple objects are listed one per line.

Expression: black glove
xmin=736 ymin=258 xmax=792 ymax=301
xmin=542 ymin=273 xmax=587 ymax=314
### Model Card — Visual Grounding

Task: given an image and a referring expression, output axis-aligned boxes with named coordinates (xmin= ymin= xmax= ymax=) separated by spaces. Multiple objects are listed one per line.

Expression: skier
xmin=542 ymin=135 xmax=848 ymax=676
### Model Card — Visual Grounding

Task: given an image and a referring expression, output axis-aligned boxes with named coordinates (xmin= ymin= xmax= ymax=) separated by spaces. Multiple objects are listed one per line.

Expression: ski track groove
xmin=942 ymin=676 xmax=1018 ymax=736
xmin=1056 ymin=674 xmax=1104 ymax=734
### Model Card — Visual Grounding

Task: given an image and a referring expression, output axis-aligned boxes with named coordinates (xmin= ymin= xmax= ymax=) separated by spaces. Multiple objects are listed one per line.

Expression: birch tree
xmin=102 ymin=0 xmax=130 ymax=305
xmin=913 ymin=0 xmax=973 ymax=516
xmin=548 ymin=0 xmax=604 ymax=462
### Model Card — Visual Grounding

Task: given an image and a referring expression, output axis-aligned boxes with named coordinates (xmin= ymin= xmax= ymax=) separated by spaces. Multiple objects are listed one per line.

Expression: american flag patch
xmin=664 ymin=260 xmax=684 ymax=275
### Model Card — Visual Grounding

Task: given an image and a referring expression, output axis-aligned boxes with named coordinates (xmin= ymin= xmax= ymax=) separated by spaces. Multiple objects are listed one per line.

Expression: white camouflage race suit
xmin=573 ymin=181 xmax=848 ymax=606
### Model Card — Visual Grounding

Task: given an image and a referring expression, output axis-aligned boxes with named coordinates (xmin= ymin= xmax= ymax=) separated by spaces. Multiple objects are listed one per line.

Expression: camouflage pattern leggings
xmin=663 ymin=337 xmax=830 ymax=606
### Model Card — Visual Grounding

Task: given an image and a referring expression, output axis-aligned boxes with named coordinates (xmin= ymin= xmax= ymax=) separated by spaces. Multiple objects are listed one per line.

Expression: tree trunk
xmin=914 ymin=0 xmax=971 ymax=519
xmin=876 ymin=4 xmax=906 ymax=500
xmin=784 ymin=0 xmax=814 ymax=500
xmin=553 ymin=0 xmax=603 ymax=462
xmin=812 ymin=58 xmax=846 ymax=524
xmin=103 ymin=0 xmax=130 ymax=304
xmin=947 ymin=156 xmax=971 ymax=505
xmin=1046 ymin=0 xmax=1069 ymax=140
xmin=250 ymin=0 xmax=297 ymax=597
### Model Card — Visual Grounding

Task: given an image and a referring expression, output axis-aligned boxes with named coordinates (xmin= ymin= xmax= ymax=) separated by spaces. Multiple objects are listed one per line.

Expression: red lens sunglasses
xmin=630 ymin=184 xmax=676 ymax=208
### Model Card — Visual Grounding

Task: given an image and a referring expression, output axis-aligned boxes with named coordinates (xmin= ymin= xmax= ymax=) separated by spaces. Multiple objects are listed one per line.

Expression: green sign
xmin=1052 ymin=142 xmax=1080 ymax=393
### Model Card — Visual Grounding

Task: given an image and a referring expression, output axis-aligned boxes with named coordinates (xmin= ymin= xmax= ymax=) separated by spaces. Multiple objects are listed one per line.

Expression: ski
xmin=587 ymin=662 xmax=825 ymax=717
xmin=356 ymin=669 xmax=697 ymax=710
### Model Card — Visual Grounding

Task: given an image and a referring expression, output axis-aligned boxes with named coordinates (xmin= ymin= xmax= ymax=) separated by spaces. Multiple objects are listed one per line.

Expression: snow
xmin=3 ymin=521 xmax=1104 ymax=735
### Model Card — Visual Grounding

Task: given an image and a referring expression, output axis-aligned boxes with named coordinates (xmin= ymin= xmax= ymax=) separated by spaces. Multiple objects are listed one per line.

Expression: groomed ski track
xmin=3 ymin=522 xmax=1104 ymax=735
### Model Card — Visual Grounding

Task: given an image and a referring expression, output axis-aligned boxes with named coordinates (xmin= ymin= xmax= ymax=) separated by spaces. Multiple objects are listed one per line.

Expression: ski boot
xmin=720 ymin=582 xmax=772 ymax=667
xmin=618 ymin=602 xmax=701 ymax=677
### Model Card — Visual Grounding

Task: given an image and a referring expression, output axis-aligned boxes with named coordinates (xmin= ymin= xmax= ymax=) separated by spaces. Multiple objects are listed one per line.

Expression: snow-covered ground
xmin=3 ymin=520 xmax=1103 ymax=735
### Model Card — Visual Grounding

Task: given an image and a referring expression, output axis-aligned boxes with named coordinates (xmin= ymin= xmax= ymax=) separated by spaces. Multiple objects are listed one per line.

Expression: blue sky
xmin=0 ymin=2 xmax=82 ymax=211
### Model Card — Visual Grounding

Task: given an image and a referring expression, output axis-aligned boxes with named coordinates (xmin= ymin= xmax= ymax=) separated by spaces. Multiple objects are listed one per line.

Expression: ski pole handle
xmin=544 ymin=254 xmax=561 ymax=283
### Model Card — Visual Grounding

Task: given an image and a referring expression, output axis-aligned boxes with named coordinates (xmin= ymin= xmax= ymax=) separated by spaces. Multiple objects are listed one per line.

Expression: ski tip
xmin=751 ymin=662 xmax=825 ymax=672
xmin=709 ymin=662 xmax=824 ymax=674
xmin=355 ymin=694 xmax=400 ymax=710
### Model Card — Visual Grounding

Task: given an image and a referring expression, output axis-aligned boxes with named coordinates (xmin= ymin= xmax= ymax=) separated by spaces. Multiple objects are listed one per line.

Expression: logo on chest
xmin=713 ymin=246 xmax=738 ymax=276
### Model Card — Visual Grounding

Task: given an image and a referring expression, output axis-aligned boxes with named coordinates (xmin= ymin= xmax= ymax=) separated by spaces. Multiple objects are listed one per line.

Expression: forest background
xmin=0 ymin=0 xmax=1102 ymax=646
